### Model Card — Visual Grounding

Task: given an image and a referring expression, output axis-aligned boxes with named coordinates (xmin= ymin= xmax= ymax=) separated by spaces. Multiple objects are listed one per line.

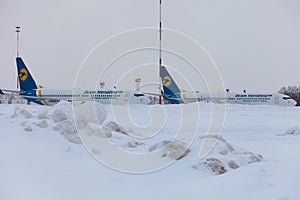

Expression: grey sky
xmin=1 ymin=0 xmax=300 ymax=92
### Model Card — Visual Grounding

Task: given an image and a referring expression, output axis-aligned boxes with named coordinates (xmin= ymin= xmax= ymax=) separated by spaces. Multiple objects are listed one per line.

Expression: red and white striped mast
xmin=159 ymin=0 xmax=163 ymax=104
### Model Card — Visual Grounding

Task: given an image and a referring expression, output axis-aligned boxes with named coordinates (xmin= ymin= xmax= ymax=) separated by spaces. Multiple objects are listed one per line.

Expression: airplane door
xmin=274 ymin=95 xmax=279 ymax=104
xmin=125 ymin=92 xmax=129 ymax=101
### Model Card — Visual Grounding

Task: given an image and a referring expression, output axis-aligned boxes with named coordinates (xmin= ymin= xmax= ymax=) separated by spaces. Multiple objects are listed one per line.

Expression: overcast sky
xmin=1 ymin=0 xmax=300 ymax=93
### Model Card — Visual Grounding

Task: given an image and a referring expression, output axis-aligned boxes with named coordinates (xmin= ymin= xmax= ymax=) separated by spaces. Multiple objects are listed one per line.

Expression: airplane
xmin=160 ymin=66 xmax=297 ymax=106
xmin=194 ymin=92 xmax=297 ymax=106
xmin=1 ymin=57 xmax=151 ymax=106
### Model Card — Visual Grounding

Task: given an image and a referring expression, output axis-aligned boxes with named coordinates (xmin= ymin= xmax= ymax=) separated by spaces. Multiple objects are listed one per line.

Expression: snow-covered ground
xmin=1 ymin=102 xmax=300 ymax=200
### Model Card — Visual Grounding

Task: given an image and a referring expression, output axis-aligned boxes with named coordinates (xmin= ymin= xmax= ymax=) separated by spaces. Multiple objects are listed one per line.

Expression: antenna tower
xmin=159 ymin=0 xmax=163 ymax=104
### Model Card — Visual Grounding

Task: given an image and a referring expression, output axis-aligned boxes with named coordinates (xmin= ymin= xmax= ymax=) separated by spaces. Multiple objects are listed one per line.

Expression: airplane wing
xmin=0 ymin=90 xmax=59 ymax=102
xmin=144 ymin=92 xmax=183 ymax=101
xmin=1 ymin=89 xmax=26 ymax=95
xmin=19 ymin=95 xmax=91 ymax=102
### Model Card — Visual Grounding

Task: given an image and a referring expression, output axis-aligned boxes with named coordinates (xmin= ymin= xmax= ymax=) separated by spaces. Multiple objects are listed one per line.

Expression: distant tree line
xmin=279 ymin=86 xmax=300 ymax=106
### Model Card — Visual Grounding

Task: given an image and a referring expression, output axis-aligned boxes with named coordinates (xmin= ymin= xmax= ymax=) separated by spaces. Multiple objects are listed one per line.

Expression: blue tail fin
xmin=16 ymin=57 xmax=38 ymax=91
xmin=161 ymin=66 xmax=183 ymax=104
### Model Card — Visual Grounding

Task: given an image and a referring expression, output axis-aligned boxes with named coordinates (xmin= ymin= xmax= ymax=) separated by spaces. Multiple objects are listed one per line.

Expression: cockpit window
xmin=283 ymin=97 xmax=291 ymax=100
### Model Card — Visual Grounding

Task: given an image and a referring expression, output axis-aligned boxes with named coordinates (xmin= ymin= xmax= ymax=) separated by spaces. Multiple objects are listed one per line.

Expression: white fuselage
xmin=26 ymin=88 xmax=151 ymax=105
xmin=181 ymin=92 xmax=296 ymax=106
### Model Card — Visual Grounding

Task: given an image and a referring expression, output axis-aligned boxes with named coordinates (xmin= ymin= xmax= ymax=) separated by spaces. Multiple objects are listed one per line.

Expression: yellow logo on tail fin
xmin=163 ymin=76 xmax=171 ymax=87
xmin=19 ymin=68 xmax=28 ymax=81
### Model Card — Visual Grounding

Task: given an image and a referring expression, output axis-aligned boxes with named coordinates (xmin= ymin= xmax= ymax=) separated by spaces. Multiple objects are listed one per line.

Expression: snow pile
xmin=24 ymin=125 xmax=33 ymax=132
xmin=19 ymin=108 xmax=32 ymax=118
xmin=11 ymin=106 xmax=38 ymax=132
xmin=34 ymin=120 xmax=48 ymax=128
xmin=192 ymin=135 xmax=263 ymax=175
xmin=50 ymin=102 xmax=81 ymax=144
xmin=149 ymin=140 xmax=191 ymax=160
xmin=73 ymin=101 xmax=107 ymax=125
xmin=50 ymin=101 xmax=73 ymax=118
xmin=127 ymin=141 xmax=145 ymax=148
xmin=278 ymin=126 xmax=300 ymax=136
xmin=53 ymin=119 xmax=80 ymax=144
xmin=9 ymin=103 xmax=150 ymax=149
xmin=50 ymin=101 xmax=109 ymax=144
xmin=37 ymin=111 xmax=49 ymax=119
xmin=7 ymin=102 xmax=264 ymax=176
xmin=9 ymin=103 xmax=71 ymax=135
xmin=52 ymin=109 xmax=68 ymax=122
xmin=7 ymin=100 xmax=110 ymax=144
xmin=104 ymin=121 xmax=129 ymax=135
xmin=79 ymin=123 xmax=112 ymax=139
xmin=200 ymin=158 xmax=227 ymax=175
xmin=72 ymin=102 xmax=113 ymax=139
xmin=44 ymin=101 xmax=144 ymax=145
xmin=10 ymin=105 xmax=31 ymax=119
xmin=163 ymin=140 xmax=191 ymax=160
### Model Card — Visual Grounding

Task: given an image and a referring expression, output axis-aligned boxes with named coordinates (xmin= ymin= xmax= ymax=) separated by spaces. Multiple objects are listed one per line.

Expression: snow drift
xmin=1 ymin=102 xmax=300 ymax=200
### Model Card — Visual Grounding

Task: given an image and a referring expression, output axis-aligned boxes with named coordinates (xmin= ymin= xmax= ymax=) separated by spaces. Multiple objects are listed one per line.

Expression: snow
xmin=1 ymin=102 xmax=300 ymax=200
xmin=281 ymin=126 xmax=300 ymax=136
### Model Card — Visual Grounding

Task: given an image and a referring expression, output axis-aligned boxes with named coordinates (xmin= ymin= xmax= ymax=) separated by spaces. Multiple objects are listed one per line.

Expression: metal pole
xmin=15 ymin=26 xmax=21 ymax=57
xmin=159 ymin=0 xmax=163 ymax=104
xmin=15 ymin=26 xmax=21 ymax=89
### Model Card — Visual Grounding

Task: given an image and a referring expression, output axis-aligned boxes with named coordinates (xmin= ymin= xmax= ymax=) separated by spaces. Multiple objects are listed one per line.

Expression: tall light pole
xmin=15 ymin=26 xmax=21 ymax=57
xmin=135 ymin=78 xmax=141 ymax=91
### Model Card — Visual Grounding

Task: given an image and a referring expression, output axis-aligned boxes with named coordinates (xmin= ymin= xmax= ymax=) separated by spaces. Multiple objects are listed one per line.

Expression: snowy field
xmin=1 ymin=102 xmax=300 ymax=200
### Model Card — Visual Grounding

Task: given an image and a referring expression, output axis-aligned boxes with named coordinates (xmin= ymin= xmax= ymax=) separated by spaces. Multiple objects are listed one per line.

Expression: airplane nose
xmin=287 ymin=99 xmax=297 ymax=106
xmin=290 ymin=100 xmax=297 ymax=106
